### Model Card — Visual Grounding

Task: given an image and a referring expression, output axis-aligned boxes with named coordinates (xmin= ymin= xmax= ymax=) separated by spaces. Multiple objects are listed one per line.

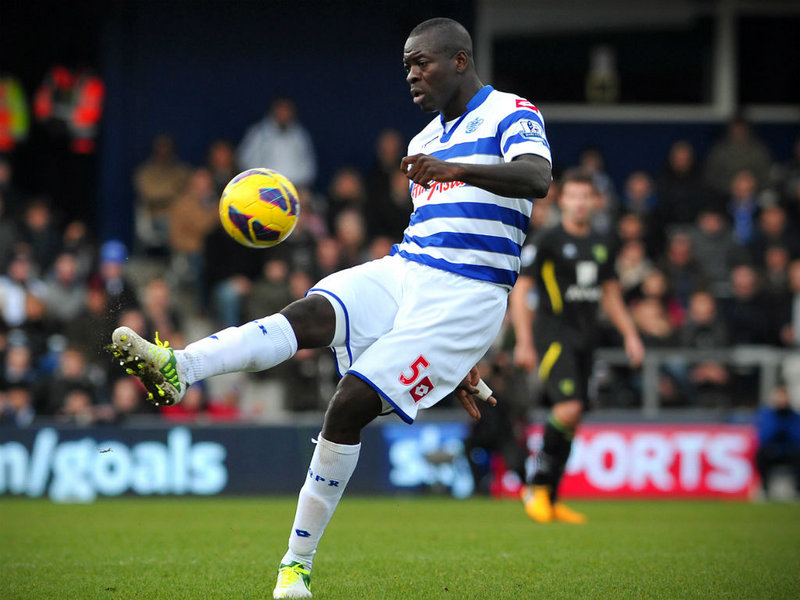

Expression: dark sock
xmin=531 ymin=415 xmax=574 ymax=502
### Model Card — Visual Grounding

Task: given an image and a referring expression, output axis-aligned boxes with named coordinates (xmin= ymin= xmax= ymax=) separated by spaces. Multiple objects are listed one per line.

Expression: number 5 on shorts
xmin=399 ymin=355 xmax=429 ymax=385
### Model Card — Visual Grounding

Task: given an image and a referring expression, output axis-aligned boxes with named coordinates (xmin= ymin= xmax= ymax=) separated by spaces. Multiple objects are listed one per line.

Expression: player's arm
xmin=401 ymin=153 xmax=551 ymax=199
xmin=509 ymin=274 xmax=538 ymax=371
xmin=601 ymin=279 xmax=645 ymax=368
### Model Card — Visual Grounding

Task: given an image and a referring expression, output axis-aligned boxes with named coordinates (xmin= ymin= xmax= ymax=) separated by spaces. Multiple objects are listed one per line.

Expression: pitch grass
xmin=2 ymin=497 xmax=799 ymax=599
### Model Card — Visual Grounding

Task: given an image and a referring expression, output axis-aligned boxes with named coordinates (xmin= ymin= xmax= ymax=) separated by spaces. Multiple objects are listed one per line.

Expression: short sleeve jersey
xmin=520 ymin=223 xmax=617 ymax=349
xmin=390 ymin=85 xmax=551 ymax=290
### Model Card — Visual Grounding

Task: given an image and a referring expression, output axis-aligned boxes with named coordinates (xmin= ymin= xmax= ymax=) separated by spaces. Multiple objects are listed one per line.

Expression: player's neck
xmin=441 ymin=78 xmax=484 ymax=121
xmin=562 ymin=218 xmax=590 ymax=237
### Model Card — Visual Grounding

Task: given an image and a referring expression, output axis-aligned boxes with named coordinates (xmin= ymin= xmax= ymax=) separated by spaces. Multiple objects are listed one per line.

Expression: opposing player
xmin=510 ymin=168 xmax=644 ymax=524
xmin=109 ymin=18 xmax=552 ymax=598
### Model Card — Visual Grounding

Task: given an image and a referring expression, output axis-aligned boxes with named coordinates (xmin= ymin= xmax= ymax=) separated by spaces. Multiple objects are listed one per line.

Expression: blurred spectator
xmin=333 ymin=208 xmax=368 ymax=268
xmin=19 ymin=197 xmax=61 ymax=271
xmin=781 ymin=260 xmax=800 ymax=347
xmin=236 ymin=96 xmax=317 ymax=188
xmin=778 ymin=136 xmax=800 ymax=197
xmin=679 ymin=291 xmax=730 ymax=404
xmin=749 ymin=204 xmax=800 ymax=265
xmin=244 ymin=257 xmax=293 ymax=323
xmin=631 ymin=297 xmax=675 ymax=347
xmin=365 ymin=129 xmax=412 ymax=240
xmin=705 ymin=117 xmax=772 ymax=198
xmin=657 ymin=232 xmax=707 ymax=312
xmin=0 ymin=383 xmax=35 ymax=427
xmin=727 ymin=169 xmax=761 ymax=246
xmin=0 ymin=156 xmax=25 ymax=219
xmin=616 ymin=239 xmax=653 ymax=298
xmin=168 ymin=168 xmax=218 ymax=308
xmin=687 ymin=208 xmax=747 ymax=296
xmin=39 ymin=346 xmax=95 ymax=415
xmin=754 ymin=385 xmax=800 ymax=500
xmin=722 ymin=265 xmax=772 ymax=345
xmin=160 ymin=382 xmax=209 ymax=422
xmin=314 ymin=237 xmax=345 ymax=280
xmin=133 ymin=133 xmax=191 ymax=257
xmin=282 ymin=186 xmax=327 ymax=275
xmin=43 ymin=251 xmax=87 ymax=326
xmin=529 ymin=181 xmax=559 ymax=230
xmin=61 ymin=220 xmax=95 ymax=279
xmin=616 ymin=212 xmax=645 ymax=244
xmin=57 ymin=387 xmax=95 ymax=426
xmin=95 ymin=240 xmax=138 ymax=320
xmin=64 ymin=281 xmax=113 ymax=364
xmin=657 ymin=139 xmax=703 ymax=225
xmin=116 ymin=308 xmax=148 ymax=339
xmin=638 ymin=269 xmax=685 ymax=329
xmin=202 ymin=220 xmax=262 ymax=327
xmin=325 ymin=166 xmax=367 ymax=233
xmin=761 ymin=245 xmax=792 ymax=343
xmin=630 ymin=296 xmax=682 ymax=405
xmin=1 ymin=332 xmax=36 ymax=389
xmin=781 ymin=169 xmax=800 ymax=235
xmin=621 ymin=170 xmax=658 ymax=216
xmin=621 ymin=170 xmax=665 ymax=253
xmin=367 ymin=236 xmax=394 ymax=261
xmin=141 ymin=277 xmax=184 ymax=346
xmin=0 ymin=188 xmax=22 ymax=272
xmin=206 ymin=138 xmax=238 ymax=197
xmin=578 ymin=146 xmax=618 ymax=216
xmin=0 ymin=251 xmax=48 ymax=329
xmin=104 ymin=376 xmax=150 ymax=423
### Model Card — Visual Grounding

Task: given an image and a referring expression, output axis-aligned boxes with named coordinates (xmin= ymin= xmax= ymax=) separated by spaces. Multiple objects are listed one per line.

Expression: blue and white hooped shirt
xmin=391 ymin=85 xmax=552 ymax=290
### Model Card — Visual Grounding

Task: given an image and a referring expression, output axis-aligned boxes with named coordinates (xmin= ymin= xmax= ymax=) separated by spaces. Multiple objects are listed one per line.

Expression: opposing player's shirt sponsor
xmin=392 ymin=86 xmax=551 ymax=289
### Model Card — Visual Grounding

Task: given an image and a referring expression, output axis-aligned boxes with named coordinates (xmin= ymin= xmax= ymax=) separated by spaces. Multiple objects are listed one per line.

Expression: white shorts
xmin=308 ymin=254 xmax=508 ymax=423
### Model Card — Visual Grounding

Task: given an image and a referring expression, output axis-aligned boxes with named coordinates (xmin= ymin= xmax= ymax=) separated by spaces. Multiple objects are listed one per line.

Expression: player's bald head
xmin=408 ymin=18 xmax=473 ymax=60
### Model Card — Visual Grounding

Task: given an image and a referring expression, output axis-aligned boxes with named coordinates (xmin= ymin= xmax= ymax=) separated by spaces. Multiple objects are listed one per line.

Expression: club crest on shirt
xmin=465 ymin=117 xmax=484 ymax=134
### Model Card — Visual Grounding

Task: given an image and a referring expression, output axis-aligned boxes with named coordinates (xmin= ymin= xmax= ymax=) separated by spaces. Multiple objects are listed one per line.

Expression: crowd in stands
xmin=2 ymin=94 xmax=800 ymax=426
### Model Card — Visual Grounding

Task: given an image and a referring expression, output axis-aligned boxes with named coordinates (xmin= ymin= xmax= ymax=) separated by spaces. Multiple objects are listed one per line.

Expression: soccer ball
xmin=219 ymin=168 xmax=300 ymax=248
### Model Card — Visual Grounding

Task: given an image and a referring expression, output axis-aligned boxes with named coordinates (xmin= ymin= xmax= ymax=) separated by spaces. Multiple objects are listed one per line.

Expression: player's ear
xmin=453 ymin=50 xmax=468 ymax=73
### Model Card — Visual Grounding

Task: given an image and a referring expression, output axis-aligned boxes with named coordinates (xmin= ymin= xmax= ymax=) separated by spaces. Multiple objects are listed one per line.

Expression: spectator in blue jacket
xmin=755 ymin=385 xmax=800 ymax=499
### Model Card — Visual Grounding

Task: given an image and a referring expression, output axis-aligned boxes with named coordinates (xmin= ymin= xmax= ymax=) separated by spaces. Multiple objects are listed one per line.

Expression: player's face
xmin=559 ymin=181 xmax=595 ymax=225
xmin=403 ymin=33 xmax=459 ymax=114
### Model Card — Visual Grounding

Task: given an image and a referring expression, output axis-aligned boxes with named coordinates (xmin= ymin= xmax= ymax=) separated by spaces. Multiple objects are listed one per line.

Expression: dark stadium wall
xmin=3 ymin=2 xmax=797 ymax=244
xmin=94 ymin=0 xmax=798 ymax=245
xmin=96 ymin=0 xmax=474 ymax=245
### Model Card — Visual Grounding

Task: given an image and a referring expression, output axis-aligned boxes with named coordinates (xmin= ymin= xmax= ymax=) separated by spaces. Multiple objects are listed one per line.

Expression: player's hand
xmin=513 ymin=340 xmax=538 ymax=372
xmin=624 ymin=333 xmax=645 ymax=368
xmin=455 ymin=365 xmax=496 ymax=420
xmin=401 ymin=153 xmax=464 ymax=189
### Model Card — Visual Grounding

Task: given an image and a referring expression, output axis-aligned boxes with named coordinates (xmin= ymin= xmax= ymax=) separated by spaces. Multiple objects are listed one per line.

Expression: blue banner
xmin=0 ymin=422 xmax=472 ymax=502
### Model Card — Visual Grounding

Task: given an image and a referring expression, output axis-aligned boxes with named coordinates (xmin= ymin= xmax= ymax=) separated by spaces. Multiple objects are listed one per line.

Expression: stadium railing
xmin=594 ymin=346 xmax=799 ymax=416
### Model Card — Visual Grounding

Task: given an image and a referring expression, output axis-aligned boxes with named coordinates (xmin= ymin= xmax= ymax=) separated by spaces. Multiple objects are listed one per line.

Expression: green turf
xmin=1 ymin=497 xmax=798 ymax=599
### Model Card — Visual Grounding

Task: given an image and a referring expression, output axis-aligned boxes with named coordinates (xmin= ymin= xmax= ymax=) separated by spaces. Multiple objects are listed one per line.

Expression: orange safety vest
xmin=34 ymin=65 xmax=104 ymax=154
xmin=0 ymin=75 xmax=29 ymax=152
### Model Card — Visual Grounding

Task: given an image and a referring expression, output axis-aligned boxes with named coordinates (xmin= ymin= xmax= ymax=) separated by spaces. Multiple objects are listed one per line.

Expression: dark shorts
xmin=534 ymin=337 xmax=593 ymax=407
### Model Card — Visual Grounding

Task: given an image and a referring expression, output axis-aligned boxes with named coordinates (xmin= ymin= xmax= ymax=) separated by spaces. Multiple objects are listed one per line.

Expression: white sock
xmin=282 ymin=436 xmax=360 ymax=570
xmin=175 ymin=314 xmax=297 ymax=384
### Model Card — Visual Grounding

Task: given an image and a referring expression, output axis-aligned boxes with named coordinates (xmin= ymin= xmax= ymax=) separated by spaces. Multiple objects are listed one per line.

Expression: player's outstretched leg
xmin=107 ymin=296 xmax=335 ymax=407
xmin=273 ymin=376 xmax=381 ymax=599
